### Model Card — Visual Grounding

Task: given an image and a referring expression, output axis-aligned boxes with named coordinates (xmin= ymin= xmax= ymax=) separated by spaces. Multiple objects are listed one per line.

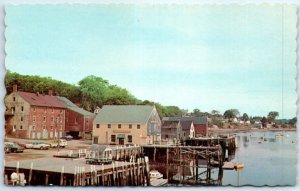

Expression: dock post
xmin=166 ymin=147 xmax=169 ymax=181
xmin=4 ymin=174 xmax=8 ymax=185
xmin=60 ymin=166 xmax=64 ymax=186
xmin=28 ymin=162 xmax=33 ymax=185
xmin=153 ymin=147 xmax=156 ymax=161
xmin=145 ymin=156 xmax=150 ymax=186
xmin=101 ymin=164 xmax=104 ymax=186
xmin=45 ymin=174 xmax=49 ymax=185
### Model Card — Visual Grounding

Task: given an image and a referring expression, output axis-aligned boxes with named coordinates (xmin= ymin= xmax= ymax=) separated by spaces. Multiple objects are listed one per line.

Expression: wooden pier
xmin=143 ymin=145 xmax=224 ymax=185
xmin=4 ymin=156 xmax=150 ymax=186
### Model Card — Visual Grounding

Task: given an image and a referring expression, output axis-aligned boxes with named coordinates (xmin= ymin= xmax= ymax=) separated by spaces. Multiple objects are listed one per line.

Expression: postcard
xmin=3 ymin=3 xmax=297 ymax=187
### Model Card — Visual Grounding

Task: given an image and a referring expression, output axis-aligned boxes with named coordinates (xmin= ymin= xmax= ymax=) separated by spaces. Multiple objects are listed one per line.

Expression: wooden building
xmin=93 ymin=105 xmax=161 ymax=145
xmin=5 ymin=85 xmax=66 ymax=139
xmin=56 ymin=96 xmax=94 ymax=139
xmin=162 ymin=117 xmax=208 ymax=138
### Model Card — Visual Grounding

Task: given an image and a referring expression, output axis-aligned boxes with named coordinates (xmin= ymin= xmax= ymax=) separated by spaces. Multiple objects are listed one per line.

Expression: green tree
xmin=267 ymin=111 xmax=279 ymax=122
xmin=223 ymin=109 xmax=240 ymax=121
xmin=242 ymin=113 xmax=249 ymax=122
xmin=192 ymin=108 xmax=202 ymax=117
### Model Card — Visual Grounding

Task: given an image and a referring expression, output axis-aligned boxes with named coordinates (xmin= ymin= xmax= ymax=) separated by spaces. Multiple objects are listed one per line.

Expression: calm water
xmin=222 ymin=131 xmax=298 ymax=186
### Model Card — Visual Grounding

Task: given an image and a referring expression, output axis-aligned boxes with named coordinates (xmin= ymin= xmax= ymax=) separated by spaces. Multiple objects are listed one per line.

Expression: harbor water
xmin=222 ymin=130 xmax=298 ymax=186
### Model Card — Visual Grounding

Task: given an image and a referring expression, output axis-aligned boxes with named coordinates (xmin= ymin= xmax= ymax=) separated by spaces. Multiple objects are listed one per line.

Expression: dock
xmin=222 ymin=162 xmax=235 ymax=170
xmin=4 ymin=156 xmax=150 ymax=186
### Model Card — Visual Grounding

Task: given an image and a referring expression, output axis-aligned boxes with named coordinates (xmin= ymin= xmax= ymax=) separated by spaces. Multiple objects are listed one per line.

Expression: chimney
xmin=48 ymin=89 xmax=53 ymax=96
xmin=13 ymin=84 xmax=18 ymax=92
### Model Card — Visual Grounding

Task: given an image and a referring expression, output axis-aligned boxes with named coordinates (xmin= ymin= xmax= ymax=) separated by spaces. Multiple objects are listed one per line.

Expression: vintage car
xmin=25 ymin=142 xmax=50 ymax=150
xmin=49 ymin=139 xmax=68 ymax=148
xmin=5 ymin=142 xmax=25 ymax=153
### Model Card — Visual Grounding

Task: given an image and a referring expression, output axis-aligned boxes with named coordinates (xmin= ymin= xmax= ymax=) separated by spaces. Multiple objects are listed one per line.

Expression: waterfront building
xmin=161 ymin=119 xmax=195 ymax=143
xmin=93 ymin=105 xmax=161 ymax=145
xmin=162 ymin=116 xmax=208 ymax=137
xmin=56 ymin=96 xmax=95 ymax=139
xmin=5 ymin=84 xmax=66 ymax=139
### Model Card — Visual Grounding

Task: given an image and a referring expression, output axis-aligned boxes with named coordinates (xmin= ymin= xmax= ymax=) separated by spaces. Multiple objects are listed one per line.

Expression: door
xmin=93 ymin=136 xmax=98 ymax=144
xmin=118 ymin=138 xmax=124 ymax=145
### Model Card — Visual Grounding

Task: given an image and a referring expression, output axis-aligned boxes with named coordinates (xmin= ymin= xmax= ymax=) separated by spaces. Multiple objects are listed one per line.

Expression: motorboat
xmin=234 ymin=163 xmax=245 ymax=170
xmin=149 ymin=170 xmax=163 ymax=181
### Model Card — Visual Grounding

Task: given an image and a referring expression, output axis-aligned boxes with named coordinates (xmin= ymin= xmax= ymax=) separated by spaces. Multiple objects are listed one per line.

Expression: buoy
xmin=234 ymin=163 xmax=245 ymax=170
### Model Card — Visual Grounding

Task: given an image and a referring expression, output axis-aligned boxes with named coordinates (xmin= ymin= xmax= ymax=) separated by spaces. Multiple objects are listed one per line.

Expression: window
xmin=118 ymin=124 xmax=121 ymax=129
xmin=129 ymin=124 xmax=132 ymax=129
xmin=43 ymin=116 xmax=46 ymax=122
xmin=43 ymin=125 xmax=46 ymax=130
xmin=50 ymin=126 xmax=53 ymax=130
xmin=20 ymin=116 xmax=23 ymax=122
xmin=75 ymin=118 xmax=78 ymax=124
xmin=33 ymin=115 xmax=36 ymax=122
xmin=60 ymin=109 xmax=63 ymax=114
xmin=51 ymin=116 xmax=54 ymax=123
xmin=108 ymin=124 xmax=111 ymax=128
xmin=20 ymin=125 xmax=23 ymax=130
xmin=111 ymin=135 xmax=116 ymax=142
xmin=21 ymin=106 xmax=24 ymax=112
xmin=32 ymin=125 xmax=35 ymax=130
xmin=13 ymin=97 xmax=16 ymax=101
xmin=52 ymin=108 xmax=54 ymax=113
xmin=96 ymin=124 xmax=100 ymax=129
xmin=137 ymin=124 xmax=140 ymax=129
xmin=128 ymin=135 xmax=132 ymax=143
xmin=13 ymin=125 xmax=16 ymax=131
xmin=33 ymin=107 xmax=36 ymax=112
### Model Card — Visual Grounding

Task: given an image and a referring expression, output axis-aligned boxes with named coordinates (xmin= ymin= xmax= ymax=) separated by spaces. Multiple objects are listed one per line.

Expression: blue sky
xmin=5 ymin=4 xmax=297 ymax=118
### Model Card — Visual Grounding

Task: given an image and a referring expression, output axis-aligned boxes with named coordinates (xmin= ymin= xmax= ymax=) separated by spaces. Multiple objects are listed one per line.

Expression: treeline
xmin=5 ymin=71 xmax=184 ymax=118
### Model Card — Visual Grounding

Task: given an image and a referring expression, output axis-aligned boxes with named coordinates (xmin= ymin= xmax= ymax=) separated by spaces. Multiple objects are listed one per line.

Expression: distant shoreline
xmin=209 ymin=128 xmax=297 ymax=134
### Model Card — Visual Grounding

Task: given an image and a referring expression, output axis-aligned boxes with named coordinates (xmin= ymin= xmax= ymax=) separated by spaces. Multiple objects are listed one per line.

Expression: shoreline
xmin=209 ymin=128 xmax=297 ymax=134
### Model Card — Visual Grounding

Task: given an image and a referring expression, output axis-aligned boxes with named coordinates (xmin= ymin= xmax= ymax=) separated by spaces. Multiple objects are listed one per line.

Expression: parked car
xmin=64 ymin=135 xmax=73 ymax=141
xmin=26 ymin=142 xmax=50 ymax=150
xmin=5 ymin=142 xmax=24 ymax=153
xmin=13 ymin=142 xmax=26 ymax=148
xmin=49 ymin=139 xmax=68 ymax=148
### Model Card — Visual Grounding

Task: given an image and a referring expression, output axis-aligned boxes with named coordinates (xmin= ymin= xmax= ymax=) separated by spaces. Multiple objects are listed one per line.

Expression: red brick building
xmin=5 ymin=85 xmax=66 ymax=139
xmin=56 ymin=96 xmax=94 ymax=139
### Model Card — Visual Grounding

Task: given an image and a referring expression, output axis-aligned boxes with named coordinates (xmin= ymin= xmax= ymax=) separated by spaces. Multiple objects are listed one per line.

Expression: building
xmin=5 ymin=85 xmax=66 ymax=139
xmin=161 ymin=118 xmax=195 ymax=143
xmin=162 ymin=116 xmax=208 ymax=137
xmin=93 ymin=105 xmax=161 ymax=145
xmin=56 ymin=96 xmax=95 ymax=139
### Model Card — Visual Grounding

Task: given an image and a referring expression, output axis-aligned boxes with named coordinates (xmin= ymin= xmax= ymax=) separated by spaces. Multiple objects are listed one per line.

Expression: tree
xmin=242 ymin=113 xmax=249 ymax=122
xmin=192 ymin=108 xmax=202 ymax=117
xmin=267 ymin=111 xmax=279 ymax=122
xmin=261 ymin=117 xmax=267 ymax=127
xmin=223 ymin=109 xmax=240 ymax=121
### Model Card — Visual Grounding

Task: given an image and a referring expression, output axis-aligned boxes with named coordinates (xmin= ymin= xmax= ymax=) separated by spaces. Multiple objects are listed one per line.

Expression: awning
xmin=117 ymin=134 xmax=125 ymax=139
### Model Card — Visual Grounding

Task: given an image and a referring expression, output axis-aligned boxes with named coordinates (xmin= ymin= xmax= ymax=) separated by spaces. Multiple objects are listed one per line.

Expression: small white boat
xmin=149 ymin=170 xmax=163 ymax=181
xmin=275 ymin=133 xmax=284 ymax=138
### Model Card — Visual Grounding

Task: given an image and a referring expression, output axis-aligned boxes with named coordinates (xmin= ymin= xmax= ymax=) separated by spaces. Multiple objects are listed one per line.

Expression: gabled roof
xmin=162 ymin=116 xmax=208 ymax=125
xmin=56 ymin=96 xmax=93 ymax=116
xmin=94 ymin=105 xmax=155 ymax=124
xmin=17 ymin=92 xmax=66 ymax=108
xmin=162 ymin=121 xmax=179 ymax=128
xmin=180 ymin=121 xmax=193 ymax=130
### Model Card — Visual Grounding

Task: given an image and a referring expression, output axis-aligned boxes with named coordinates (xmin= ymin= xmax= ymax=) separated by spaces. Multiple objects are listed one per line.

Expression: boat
xmin=149 ymin=170 xmax=163 ymax=181
xmin=234 ymin=163 xmax=245 ymax=170
xmin=275 ymin=133 xmax=284 ymax=138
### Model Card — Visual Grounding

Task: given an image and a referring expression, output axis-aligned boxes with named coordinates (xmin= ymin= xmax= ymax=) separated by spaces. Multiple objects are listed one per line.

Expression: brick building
xmin=5 ymin=85 xmax=66 ymax=139
xmin=56 ymin=96 xmax=94 ymax=139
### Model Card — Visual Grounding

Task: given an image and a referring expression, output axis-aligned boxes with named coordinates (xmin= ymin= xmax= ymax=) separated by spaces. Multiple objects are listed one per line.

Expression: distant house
xmin=5 ymin=85 xmax=66 ymax=139
xmin=93 ymin=105 xmax=161 ymax=145
xmin=163 ymin=116 xmax=208 ymax=137
xmin=56 ymin=96 xmax=95 ymax=139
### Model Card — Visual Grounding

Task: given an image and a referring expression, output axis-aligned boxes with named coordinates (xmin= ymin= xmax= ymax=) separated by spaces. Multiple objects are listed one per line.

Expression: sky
xmin=5 ymin=4 xmax=297 ymax=119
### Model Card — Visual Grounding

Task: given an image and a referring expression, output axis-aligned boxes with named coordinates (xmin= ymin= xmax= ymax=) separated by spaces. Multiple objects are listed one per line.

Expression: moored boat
xmin=234 ymin=163 xmax=245 ymax=170
xmin=149 ymin=170 xmax=163 ymax=181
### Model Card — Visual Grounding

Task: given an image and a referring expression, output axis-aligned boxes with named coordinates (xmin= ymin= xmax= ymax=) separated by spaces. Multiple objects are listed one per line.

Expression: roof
xmin=180 ymin=121 xmax=193 ymax=130
xmin=17 ymin=92 xmax=66 ymax=108
xmin=162 ymin=116 xmax=208 ymax=125
xmin=94 ymin=105 xmax=155 ymax=124
xmin=90 ymin=144 xmax=110 ymax=154
xmin=162 ymin=121 xmax=179 ymax=128
xmin=56 ymin=96 xmax=93 ymax=116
